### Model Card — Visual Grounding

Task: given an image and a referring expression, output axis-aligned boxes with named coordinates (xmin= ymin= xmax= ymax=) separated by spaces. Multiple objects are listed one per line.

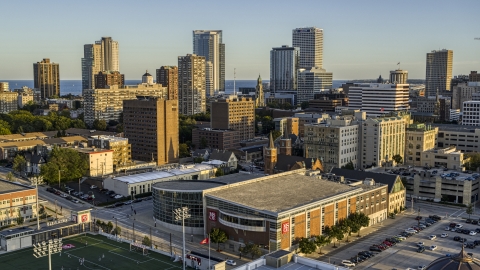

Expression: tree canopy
xmin=210 ymin=228 xmax=228 ymax=251
xmin=298 ymin=237 xmax=316 ymax=254
xmin=40 ymin=147 xmax=88 ymax=186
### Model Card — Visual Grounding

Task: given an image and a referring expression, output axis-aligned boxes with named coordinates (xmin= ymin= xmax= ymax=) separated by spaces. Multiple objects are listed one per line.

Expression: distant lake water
xmin=1 ymin=79 xmax=348 ymax=96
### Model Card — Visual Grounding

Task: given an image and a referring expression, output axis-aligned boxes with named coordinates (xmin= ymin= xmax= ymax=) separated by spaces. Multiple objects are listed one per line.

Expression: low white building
xmin=73 ymin=148 xmax=114 ymax=177
xmin=103 ymin=164 xmax=215 ymax=197
xmin=420 ymin=146 xmax=468 ymax=171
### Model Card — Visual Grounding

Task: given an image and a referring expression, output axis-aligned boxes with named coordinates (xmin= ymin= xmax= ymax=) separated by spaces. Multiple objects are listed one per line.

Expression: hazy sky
xmin=1 ymin=0 xmax=479 ymax=80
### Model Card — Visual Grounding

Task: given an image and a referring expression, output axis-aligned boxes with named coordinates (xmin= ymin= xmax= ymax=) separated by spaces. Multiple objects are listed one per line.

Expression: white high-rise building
xmin=178 ymin=54 xmax=206 ymax=115
xmin=425 ymin=49 xmax=453 ymax=97
xmin=296 ymin=68 xmax=332 ymax=105
xmin=292 ymin=27 xmax=323 ymax=69
xmin=270 ymin=45 xmax=299 ymax=93
xmin=462 ymin=101 xmax=480 ymax=126
xmin=348 ymin=83 xmax=410 ymax=117
xmin=193 ymin=30 xmax=225 ymax=95
xmin=82 ymin=37 xmax=119 ymax=91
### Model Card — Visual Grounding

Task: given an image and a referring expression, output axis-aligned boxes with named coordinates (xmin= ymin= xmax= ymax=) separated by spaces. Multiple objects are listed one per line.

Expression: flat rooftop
xmin=0 ymin=180 xmax=33 ymax=194
xmin=206 ymin=172 xmax=360 ymax=214
xmin=153 ymin=173 xmax=261 ymax=191
xmin=111 ymin=164 xmax=213 ymax=184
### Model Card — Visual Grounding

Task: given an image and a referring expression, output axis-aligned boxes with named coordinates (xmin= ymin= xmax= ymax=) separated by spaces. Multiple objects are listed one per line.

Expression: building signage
xmin=186 ymin=254 xmax=201 ymax=265
xmin=281 ymin=221 xmax=290 ymax=234
xmin=208 ymin=211 xmax=217 ymax=221
xmin=47 ymin=218 xmax=69 ymax=227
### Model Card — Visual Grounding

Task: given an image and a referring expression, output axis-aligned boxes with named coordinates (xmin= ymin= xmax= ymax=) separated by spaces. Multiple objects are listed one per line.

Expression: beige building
xmin=0 ymin=91 xmax=18 ymax=113
xmin=361 ymin=115 xmax=406 ymax=168
xmin=294 ymin=112 xmax=329 ymax=137
xmin=156 ymin=66 xmax=178 ymax=100
xmin=123 ymin=97 xmax=179 ymax=166
xmin=304 ymin=118 xmax=359 ymax=171
xmin=389 ymin=69 xmax=408 ymax=84
xmin=74 ymin=148 xmax=114 ymax=177
xmin=17 ymin=91 xmax=34 ymax=108
xmin=0 ymin=82 xmax=8 ymax=92
xmin=211 ymin=96 xmax=255 ymax=141
xmin=33 ymin=58 xmax=60 ymax=99
xmin=451 ymin=82 xmax=480 ymax=110
xmin=178 ymin=54 xmax=206 ymax=115
xmin=274 ymin=117 xmax=299 ymax=136
xmin=420 ymin=146 xmax=468 ymax=171
xmin=425 ymin=49 xmax=453 ymax=97
xmin=88 ymin=135 xmax=132 ymax=169
xmin=405 ymin=123 xmax=438 ymax=166
xmin=83 ymin=83 xmax=168 ymax=127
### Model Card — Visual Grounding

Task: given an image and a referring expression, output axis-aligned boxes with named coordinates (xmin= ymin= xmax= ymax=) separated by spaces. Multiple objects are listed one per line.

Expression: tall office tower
xmin=425 ymin=49 xmax=453 ymax=97
xmin=296 ymin=68 xmax=332 ymax=105
xmin=82 ymin=37 xmax=119 ymax=91
xmin=0 ymin=82 xmax=8 ymax=92
xmin=193 ymin=30 xmax=225 ymax=95
xmin=211 ymin=96 xmax=255 ymax=141
xmin=123 ymin=97 xmax=179 ymax=165
xmin=292 ymin=27 xmax=323 ymax=69
xmin=178 ymin=54 xmax=206 ymax=115
xmin=156 ymin=66 xmax=178 ymax=100
xmin=390 ymin=69 xmax=408 ymax=84
xmin=348 ymin=83 xmax=409 ymax=117
xmin=33 ymin=58 xmax=60 ymax=99
xmin=255 ymin=75 xmax=265 ymax=108
xmin=270 ymin=45 xmax=300 ymax=93
xmin=94 ymin=71 xmax=124 ymax=89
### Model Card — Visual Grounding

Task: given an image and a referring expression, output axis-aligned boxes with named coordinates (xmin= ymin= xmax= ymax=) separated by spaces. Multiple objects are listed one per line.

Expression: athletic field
xmin=0 ymin=234 xmax=183 ymax=270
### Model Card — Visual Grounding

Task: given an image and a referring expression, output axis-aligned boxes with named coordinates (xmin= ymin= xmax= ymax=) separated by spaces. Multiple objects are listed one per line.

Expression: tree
xmin=106 ymin=221 xmax=114 ymax=232
xmin=210 ymin=228 xmax=228 ymax=251
xmin=239 ymin=243 xmax=261 ymax=259
xmin=15 ymin=209 xmax=24 ymax=225
xmin=93 ymin=119 xmax=107 ymax=131
xmin=200 ymin=137 xmax=208 ymax=149
xmin=179 ymin=143 xmax=190 ymax=158
xmin=298 ymin=237 xmax=316 ymax=254
xmin=341 ymin=218 xmax=354 ymax=242
xmin=350 ymin=212 xmax=370 ymax=237
xmin=325 ymin=225 xmax=344 ymax=248
xmin=40 ymin=147 xmax=89 ymax=186
xmin=467 ymin=203 xmax=474 ymax=219
xmin=0 ymin=119 xmax=11 ymax=135
xmin=466 ymin=153 xmax=480 ymax=171
xmin=193 ymin=157 xmax=204 ymax=163
xmin=71 ymin=119 xmax=86 ymax=129
xmin=114 ymin=226 xmax=121 ymax=235
xmin=13 ymin=154 xmax=26 ymax=174
xmin=272 ymin=130 xmax=282 ymax=141
xmin=6 ymin=172 xmax=14 ymax=182
xmin=142 ymin=236 xmax=152 ymax=247
xmin=215 ymin=169 xmax=225 ymax=177
xmin=341 ymin=161 xmax=355 ymax=170
xmin=314 ymin=235 xmax=330 ymax=254
xmin=392 ymin=154 xmax=403 ymax=164
xmin=115 ymin=124 xmax=124 ymax=133
xmin=301 ymin=102 xmax=309 ymax=110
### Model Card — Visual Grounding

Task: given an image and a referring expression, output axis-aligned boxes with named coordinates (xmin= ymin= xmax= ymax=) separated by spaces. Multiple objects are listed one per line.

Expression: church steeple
xmin=264 ymin=132 xmax=277 ymax=175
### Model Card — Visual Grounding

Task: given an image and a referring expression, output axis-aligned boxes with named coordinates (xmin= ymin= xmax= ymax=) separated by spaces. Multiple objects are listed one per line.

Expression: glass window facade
xmin=153 ymin=189 xmax=204 ymax=228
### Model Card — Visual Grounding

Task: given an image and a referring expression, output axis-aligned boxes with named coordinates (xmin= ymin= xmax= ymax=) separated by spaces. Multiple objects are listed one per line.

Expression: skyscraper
xmin=193 ymin=30 xmax=225 ymax=95
xmin=123 ymin=97 xmax=179 ymax=165
xmin=292 ymin=27 xmax=323 ymax=69
xmin=270 ymin=45 xmax=300 ymax=93
xmin=156 ymin=66 xmax=178 ymax=100
xmin=33 ymin=58 xmax=60 ymax=99
xmin=82 ymin=37 xmax=119 ymax=91
xmin=425 ymin=49 xmax=453 ymax=97
xmin=178 ymin=54 xmax=206 ymax=115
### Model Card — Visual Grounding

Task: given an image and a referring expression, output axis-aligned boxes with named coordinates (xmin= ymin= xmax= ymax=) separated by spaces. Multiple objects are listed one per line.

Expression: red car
xmin=415 ymin=216 xmax=422 ymax=220
xmin=383 ymin=241 xmax=393 ymax=247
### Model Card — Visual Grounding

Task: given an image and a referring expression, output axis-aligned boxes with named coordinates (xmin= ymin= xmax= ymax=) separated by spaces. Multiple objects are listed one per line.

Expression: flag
xmin=380 ymin=108 xmax=384 ymax=112
xmin=200 ymin=238 xmax=209 ymax=244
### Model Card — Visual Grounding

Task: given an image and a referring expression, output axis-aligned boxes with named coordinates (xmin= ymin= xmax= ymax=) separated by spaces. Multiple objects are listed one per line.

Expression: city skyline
xmin=1 ymin=0 xmax=479 ymax=81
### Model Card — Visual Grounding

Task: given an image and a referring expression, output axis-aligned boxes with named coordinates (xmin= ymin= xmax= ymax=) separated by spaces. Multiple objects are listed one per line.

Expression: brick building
xmin=192 ymin=128 xmax=239 ymax=150
xmin=0 ymin=180 xmax=39 ymax=227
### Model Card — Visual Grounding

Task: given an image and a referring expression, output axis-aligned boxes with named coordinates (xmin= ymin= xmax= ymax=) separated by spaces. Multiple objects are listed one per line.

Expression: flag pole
xmin=208 ymin=233 xmax=211 ymax=269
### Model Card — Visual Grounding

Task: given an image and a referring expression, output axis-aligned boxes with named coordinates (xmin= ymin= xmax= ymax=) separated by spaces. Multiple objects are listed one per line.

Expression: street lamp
xmin=31 ymin=175 xmax=41 ymax=230
xmin=33 ymin=238 xmax=63 ymax=270
xmin=173 ymin=206 xmax=190 ymax=270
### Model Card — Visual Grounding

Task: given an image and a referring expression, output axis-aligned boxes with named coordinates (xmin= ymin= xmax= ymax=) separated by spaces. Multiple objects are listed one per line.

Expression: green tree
xmin=392 ymin=154 xmax=403 ymax=164
xmin=0 ymin=119 xmax=12 ymax=135
xmin=114 ymin=226 xmax=121 ymax=235
xmin=351 ymin=212 xmax=370 ymax=237
xmin=325 ymin=225 xmax=344 ymax=248
xmin=15 ymin=209 xmax=24 ymax=225
xmin=298 ymin=237 xmax=316 ymax=254
xmin=341 ymin=218 xmax=354 ymax=242
xmin=106 ymin=221 xmax=114 ymax=232
xmin=301 ymin=101 xmax=309 ymax=110
xmin=314 ymin=235 xmax=330 ymax=254
xmin=239 ymin=243 xmax=261 ymax=259
xmin=210 ymin=228 xmax=228 ymax=251
xmin=115 ymin=124 xmax=124 ymax=133
xmin=142 ymin=236 xmax=152 ymax=247
xmin=93 ymin=119 xmax=107 ymax=131
xmin=200 ymin=137 xmax=208 ymax=149
xmin=466 ymin=153 xmax=480 ymax=171
xmin=272 ymin=130 xmax=282 ymax=141
xmin=467 ymin=203 xmax=474 ymax=219
xmin=215 ymin=169 xmax=224 ymax=177
xmin=179 ymin=143 xmax=190 ymax=158
xmin=40 ymin=147 xmax=88 ymax=186
xmin=193 ymin=157 xmax=204 ymax=163
xmin=6 ymin=172 xmax=14 ymax=182
xmin=59 ymin=110 xmax=71 ymax=118
xmin=32 ymin=118 xmax=53 ymax=131
xmin=261 ymin=116 xmax=275 ymax=134
xmin=71 ymin=119 xmax=86 ymax=129
xmin=13 ymin=154 xmax=26 ymax=174
xmin=341 ymin=161 xmax=355 ymax=170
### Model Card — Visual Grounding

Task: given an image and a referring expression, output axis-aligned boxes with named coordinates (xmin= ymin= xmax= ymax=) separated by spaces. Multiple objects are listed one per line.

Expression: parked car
xmin=418 ymin=266 xmax=426 ymax=270
xmin=71 ymin=199 xmax=80 ymax=204
xmin=445 ymin=227 xmax=450 ymax=231
xmin=60 ymin=193 xmax=67 ymax=198
xmin=133 ymin=198 xmax=143 ymax=203
xmin=124 ymin=200 xmax=133 ymax=205
xmin=450 ymin=223 xmax=457 ymax=228
xmin=430 ymin=245 xmax=437 ymax=251
xmin=429 ymin=235 xmax=437 ymax=240
xmin=114 ymin=194 xmax=123 ymax=199
xmin=110 ymin=193 xmax=117 ymax=198
xmin=454 ymin=236 xmax=461 ymax=241
xmin=100 ymin=188 xmax=109 ymax=193
xmin=467 ymin=243 xmax=476 ymax=249
xmin=441 ymin=233 xmax=448 ymax=238
xmin=370 ymin=246 xmax=382 ymax=252
xmin=415 ymin=216 xmax=422 ymax=220
xmin=114 ymin=202 xmax=124 ymax=207
xmin=226 ymin=260 xmax=236 ymax=266
xmin=473 ymin=220 xmax=479 ymax=225
xmin=416 ymin=242 xmax=425 ymax=247
xmin=90 ymin=185 xmax=98 ymax=189
xmin=417 ymin=246 xmax=425 ymax=253
xmin=106 ymin=190 xmax=115 ymax=195
xmin=66 ymin=196 xmax=73 ymax=201
xmin=342 ymin=260 xmax=355 ymax=267
xmin=467 ymin=219 xmax=473 ymax=223
xmin=471 ymin=231 xmax=477 ymax=236
xmin=73 ymin=191 xmax=79 ymax=196
xmin=46 ymin=187 xmax=55 ymax=193
xmin=456 ymin=224 xmax=464 ymax=229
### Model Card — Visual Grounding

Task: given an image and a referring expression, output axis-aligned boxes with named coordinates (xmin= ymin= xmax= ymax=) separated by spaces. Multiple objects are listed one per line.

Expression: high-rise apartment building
xmin=211 ymin=96 xmax=255 ymax=141
xmin=82 ymin=37 xmax=119 ymax=91
xmin=0 ymin=91 xmax=18 ymax=113
xmin=469 ymin=71 xmax=480 ymax=82
xmin=390 ymin=69 xmax=408 ymax=84
xmin=425 ymin=49 xmax=453 ymax=97
xmin=348 ymin=83 xmax=409 ymax=117
xmin=296 ymin=68 xmax=332 ymax=105
xmin=94 ymin=71 xmax=124 ymax=89
xmin=270 ymin=45 xmax=299 ymax=93
xmin=193 ymin=30 xmax=225 ymax=95
xmin=156 ymin=66 xmax=178 ymax=100
xmin=33 ymin=58 xmax=60 ymax=99
xmin=178 ymin=54 xmax=206 ymax=115
xmin=0 ymin=82 xmax=8 ymax=92
xmin=292 ymin=27 xmax=323 ymax=69
xmin=123 ymin=97 xmax=179 ymax=166
xmin=452 ymin=82 xmax=480 ymax=110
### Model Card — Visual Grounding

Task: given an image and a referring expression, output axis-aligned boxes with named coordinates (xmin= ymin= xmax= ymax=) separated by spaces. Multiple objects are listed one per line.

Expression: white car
xmin=429 ymin=245 xmax=437 ymax=251
xmin=416 ymin=242 xmax=425 ymax=247
xmin=114 ymin=194 xmax=123 ymax=199
xmin=418 ymin=266 xmax=426 ymax=270
xmin=341 ymin=260 xmax=355 ymax=267
xmin=90 ymin=185 xmax=98 ymax=189
xmin=456 ymin=224 xmax=464 ymax=229
xmin=429 ymin=235 xmax=437 ymax=240
xmin=444 ymin=227 xmax=450 ymax=231
xmin=60 ymin=193 xmax=67 ymax=198
xmin=396 ymin=236 xmax=407 ymax=240
xmin=470 ymin=231 xmax=477 ymax=236
xmin=226 ymin=260 xmax=236 ymax=266
xmin=72 ymin=199 xmax=80 ymax=204
xmin=441 ymin=233 xmax=448 ymax=238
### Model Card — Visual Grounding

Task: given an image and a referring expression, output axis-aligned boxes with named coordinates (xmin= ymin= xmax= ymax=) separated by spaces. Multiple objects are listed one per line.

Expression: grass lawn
xmin=0 ymin=234 xmax=183 ymax=270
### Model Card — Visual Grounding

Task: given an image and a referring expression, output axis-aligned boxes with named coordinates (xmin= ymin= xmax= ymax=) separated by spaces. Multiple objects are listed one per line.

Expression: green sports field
xmin=0 ymin=234 xmax=183 ymax=270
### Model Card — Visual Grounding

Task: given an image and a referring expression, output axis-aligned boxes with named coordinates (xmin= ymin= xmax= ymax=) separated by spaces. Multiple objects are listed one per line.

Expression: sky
xmin=1 ymin=0 xmax=479 ymax=81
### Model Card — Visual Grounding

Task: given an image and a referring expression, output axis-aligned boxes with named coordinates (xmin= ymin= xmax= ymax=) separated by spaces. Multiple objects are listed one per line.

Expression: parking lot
xmin=45 ymin=181 xmax=128 ymax=206
xmin=318 ymin=201 xmax=480 ymax=269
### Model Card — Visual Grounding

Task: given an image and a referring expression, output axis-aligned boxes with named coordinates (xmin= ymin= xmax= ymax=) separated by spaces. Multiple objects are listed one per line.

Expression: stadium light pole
xmin=174 ymin=206 xmax=190 ymax=270
xmin=32 ymin=175 xmax=41 ymax=230
xmin=32 ymin=238 xmax=63 ymax=270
